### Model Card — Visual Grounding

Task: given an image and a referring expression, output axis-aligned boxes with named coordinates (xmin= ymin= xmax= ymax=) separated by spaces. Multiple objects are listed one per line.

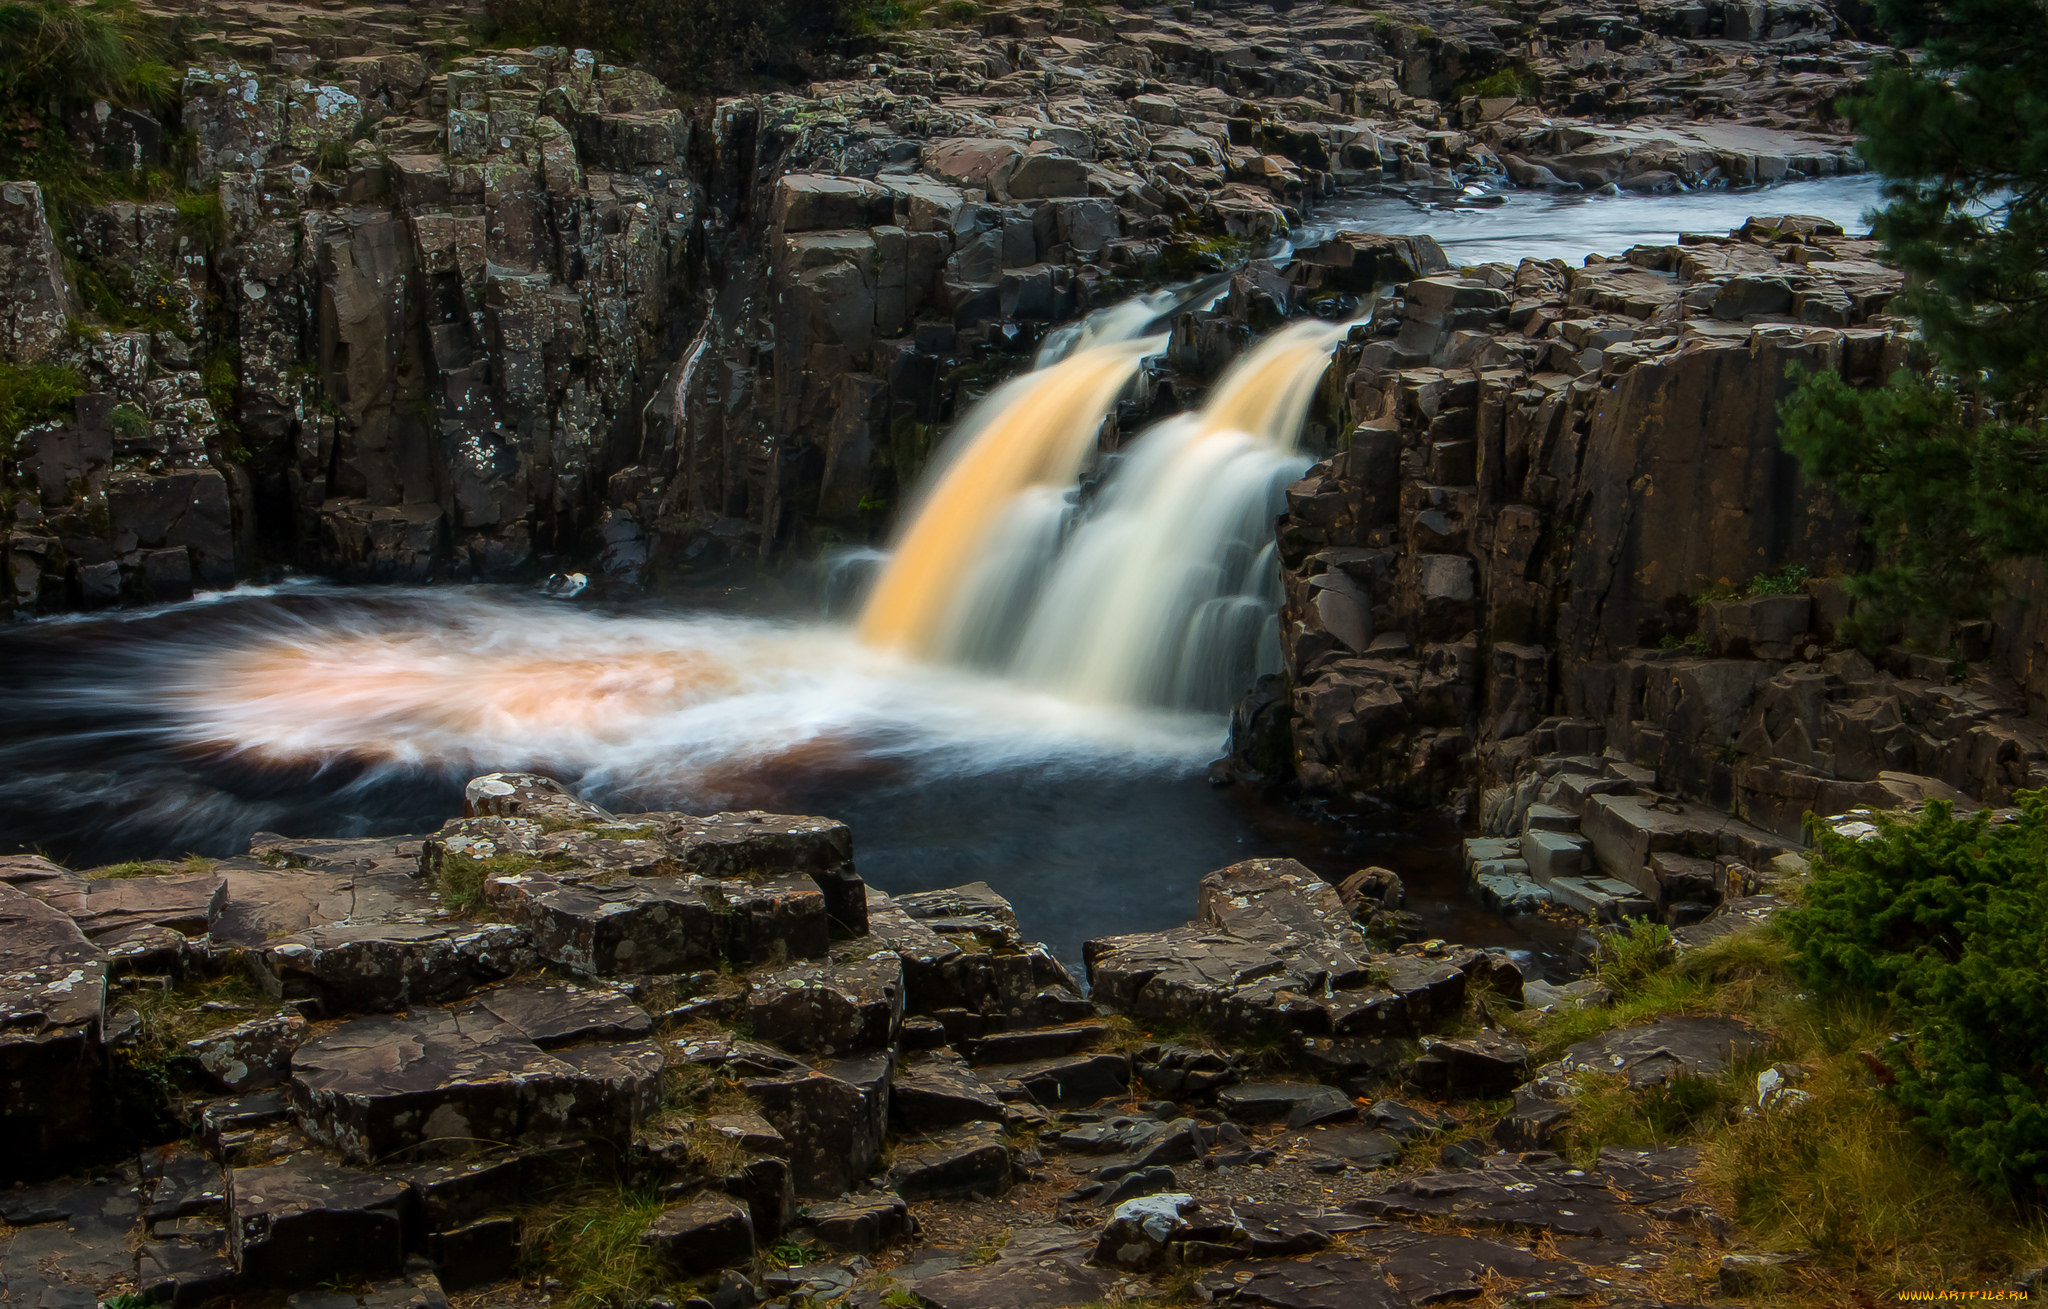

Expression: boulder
xmin=189 ymin=1012 xmax=312 ymax=1093
xmin=1409 ymin=1031 xmax=1530 ymax=1096
xmin=742 ymin=950 xmax=905 ymax=1057
xmin=772 ymin=174 xmax=892 ymax=233
xmin=884 ymin=1122 xmax=1013 ymax=1200
xmin=290 ymin=993 xmax=662 ymax=1162
xmin=0 ymin=883 xmax=107 ymax=1163
xmin=804 ymin=1193 xmax=908 ymax=1254
xmin=228 ymin=1156 xmax=408 ymax=1285
xmin=741 ymin=1054 xmax=891 ymax=1196
xmin=1094 ymin=1193 xmax=1241 ymax=1270
xmin=640 ymin=1194 xmax=754 ymax=1274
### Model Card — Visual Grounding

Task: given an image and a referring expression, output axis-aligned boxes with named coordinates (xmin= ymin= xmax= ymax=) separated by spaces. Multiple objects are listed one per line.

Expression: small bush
xmin=1780 ymin=794 xmax=2048 ymax=1199
xmin=0 ymin=360 xmax=82 ymax=458
xmin=1746 ymin=563 xmax=1811 ymax=597
xmin=1594 ymin=917 xmax=1676 ymax=994
xmin=1455 ymin=64 xmax=1536 ymax=100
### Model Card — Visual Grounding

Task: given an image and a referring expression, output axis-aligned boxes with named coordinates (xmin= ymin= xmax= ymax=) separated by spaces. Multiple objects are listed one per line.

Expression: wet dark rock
xmin=188 ymin=1011 xmax=311 ymax=1093
xmin=1218 ymin=1081 xmax=1358 ymax=1127
xmin=228 ymin=1155 xmax=408 ymax=1285
xmin=1285 ymin=1123 xmax=1402 ymax=1168
xmin=890 ymin=1051 xmax=1005 ymax=1129
xmin=1100 ymin=1165 xmax=1180 ymax=1206
xmin=642 ymin=1194 xmax=756 ymax=1275
xmin=1367 ymin=1228 xmax=1589 ymax=1303
xmin=884 ymin=1121 xmax=1013 ymax=1200
xmin=804 ymin=1193 xmax=908 ymax=1254
xmin=1196 ymin=1252 xmax=1392 ymax=1309
xmin=248 ymin=919 xmax=537 ymax=1015
xmin=871 ymin=883 xmax=1090 ymax=1031
xmin=1096 ymin=1192 xmax=1245 ymax=1270
xmin=138 ymin=1234 xmax=244 ymax=1307
xmin=965 ymin=1020 xmax=1106 ymax=1065
xmin=976 ymin=1051 xmax=1130 ymax=1106
xmin=1370 ymin=1099 xmax=1454 ymax=1141
xmin=0 ymin=883 xmax=108 ymax=1162
xmin=143 ymin=1144 xmax=228 ymax=1225
xmin=743 ymin=949 xmax=905 ymax=1058
xmin=741 ymin=1053 xmax=890 ymax=1197
xmin=1556 ymin=1016 xmax=1764 ymax=1086
xmin=0 ymin=1177 xmax=139 ymax=1307
xmin=1494 ymin=1083 xmax=1575 ymax=1150
xmin=290 ymin=997 xmax=661 ymax=1162
xmin=1347 ymin=1154 xmax=1653 ymax=1238
xmin=1408 ymin=1030 xmax=1530 ymax=1096
xmin=910 ymin=1225 xmax=1114 ymax=1309
xmin=626 ymin=810 xmax=867 ymax=936
xmin=1135 ymin=1041 xmax=1239 ymax=1097
xmin=1296 ymin=1035 xmax=1411 ymax=1092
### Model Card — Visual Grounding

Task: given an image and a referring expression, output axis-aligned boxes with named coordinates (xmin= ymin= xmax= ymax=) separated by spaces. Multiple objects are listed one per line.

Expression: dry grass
xmin=121 ymin=969 xmax=269 ymax=1062
xmin=84 ymin=852 xmax=215 ymax=879
xmin=520 ymin=1188 xmax=673 ymax=1309
xmin=1513 ymin=919 xmax=2048 ymax=1303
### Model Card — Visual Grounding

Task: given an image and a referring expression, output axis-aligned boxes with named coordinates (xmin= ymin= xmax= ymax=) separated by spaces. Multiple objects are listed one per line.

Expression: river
xmin=0 ymin=175 xmax=1884 ymax=976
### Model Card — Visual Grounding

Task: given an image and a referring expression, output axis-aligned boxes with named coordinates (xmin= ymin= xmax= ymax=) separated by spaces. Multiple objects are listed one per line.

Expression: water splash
xmin=146 ymin=592 xmax=1219 ymax=789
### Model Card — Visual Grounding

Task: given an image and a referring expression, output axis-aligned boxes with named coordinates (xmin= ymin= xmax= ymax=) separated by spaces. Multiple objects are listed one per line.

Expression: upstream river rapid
xmin=0 ymin=175 xmax=1882 ymax=975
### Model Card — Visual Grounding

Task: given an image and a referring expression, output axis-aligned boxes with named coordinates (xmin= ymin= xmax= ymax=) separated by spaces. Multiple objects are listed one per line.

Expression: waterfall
xmin=858 ymin=307 xmax=1358 ymax=715
xmin=856 ymin=300 xmax=1173 ymax=656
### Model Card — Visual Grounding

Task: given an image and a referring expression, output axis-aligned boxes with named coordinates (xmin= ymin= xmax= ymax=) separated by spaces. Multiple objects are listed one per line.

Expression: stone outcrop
xmin=0 ymin=769 xmax=1936 ymax=1305
xmin=1237 ymin=206 xmax=2048 ymax=935
xmin=3 ymin=0 xmax=1884 ymax=613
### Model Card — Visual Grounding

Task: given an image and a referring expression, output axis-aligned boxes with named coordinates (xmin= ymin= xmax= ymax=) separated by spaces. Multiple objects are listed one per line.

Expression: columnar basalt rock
xmin=1251 ymin=210 xmax=2048 ymax=932
xmin=0 ymin=769 xmax=1891 ymax=1303
xmin=3 ymin=0 xmax=1890 ymax=613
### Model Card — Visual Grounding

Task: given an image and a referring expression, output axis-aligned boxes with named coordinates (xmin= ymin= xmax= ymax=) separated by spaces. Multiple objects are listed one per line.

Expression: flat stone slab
xmin=884 ymin=1121 xmax=1013 ymax=1200
xmin=1349 ymin=1155 xmax=1653 ymax=1238
xmin=249 ymin=919 xmax=535 ymax=1014
xmin=483 ymin=871 xmax=722 ymax=976
xmin=290 ymin=984 xmax=661 ymax=1162
xmin=1 ymin=885 xmax=107 ymax=1162
xmin=1557 ymin=1015 xmax=1765 ymax=1086
xmin=890 ymin=1051 xmax=1005 ymax=1129
xmin=911 ymin=1226 xmax=1115 ymax=1309
xmin=0 ymin=1178 xmax=139 ymax=1308
xmin=228 ymin=1155 xmax=408 ymax=1285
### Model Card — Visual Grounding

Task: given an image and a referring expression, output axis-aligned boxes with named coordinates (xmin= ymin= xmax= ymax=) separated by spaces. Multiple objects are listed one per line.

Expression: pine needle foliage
xmin=1777 ymin=0 xmax=2048 ymax=646
xmin=1780 ymin=794 xmax=2048 ymax=1200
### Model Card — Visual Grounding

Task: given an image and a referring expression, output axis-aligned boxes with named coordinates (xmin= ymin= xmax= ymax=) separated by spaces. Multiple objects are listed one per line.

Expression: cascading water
xmin=855 ymin=300 xmax=1174 ymax=657
xmin=860 ymin=313 xmax=1359 ymax=713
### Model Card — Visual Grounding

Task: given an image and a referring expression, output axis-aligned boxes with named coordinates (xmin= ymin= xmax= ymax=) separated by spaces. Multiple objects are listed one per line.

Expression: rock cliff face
xmin=1248 ymin=212 xmax=2048 ymax=924
xmin=2 ymin=0 xmax=1881 ymax=611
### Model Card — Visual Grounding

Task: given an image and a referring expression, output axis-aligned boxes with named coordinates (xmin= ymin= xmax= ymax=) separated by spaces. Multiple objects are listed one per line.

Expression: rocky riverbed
xmin=5 ymin=770 xmax=1808 ymax=1308
xmin=8 ymin=0 xmax=2048 ymax=1299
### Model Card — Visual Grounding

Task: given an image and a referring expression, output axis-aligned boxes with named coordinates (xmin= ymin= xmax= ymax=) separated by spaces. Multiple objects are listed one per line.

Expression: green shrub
xmin=1781 ymin=794 xmax=2048 ymax=1199
xmin=0 ymin=0 xmax=177 ymax=218
xmin=0 ymin=360 xmax=82 ymax=458
xmin=1455 ymin=64 xmax=1536 ymax=100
